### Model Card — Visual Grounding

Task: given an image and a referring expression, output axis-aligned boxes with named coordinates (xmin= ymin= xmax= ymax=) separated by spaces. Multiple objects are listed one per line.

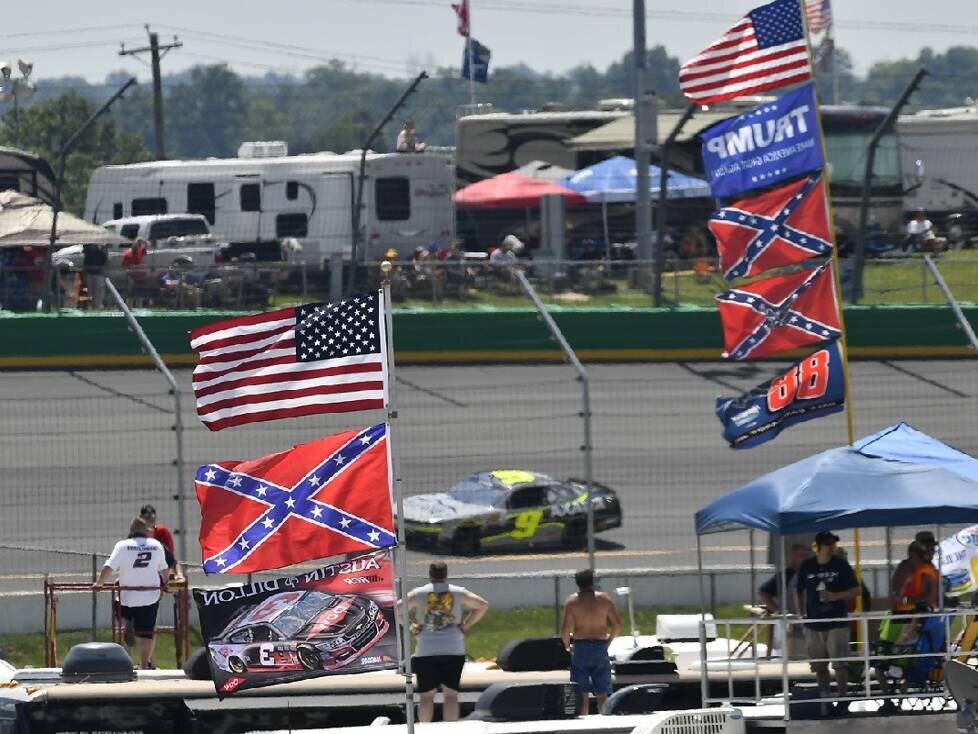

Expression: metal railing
xmin=699 ymin=608 xmax=970 ymax=720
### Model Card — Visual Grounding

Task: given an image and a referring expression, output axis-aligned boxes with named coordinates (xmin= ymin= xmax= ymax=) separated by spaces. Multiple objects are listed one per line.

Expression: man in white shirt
xmin=95 ymin=518 xmax=169 ymax=669
xmin=905 ymin=209 xmax=946 ymax=253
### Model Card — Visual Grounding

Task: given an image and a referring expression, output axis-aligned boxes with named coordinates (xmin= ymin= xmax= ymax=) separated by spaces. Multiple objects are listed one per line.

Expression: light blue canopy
xmin=562 ymin=155 xmax=711 ymax=204
xmin=695 ymin=423 xmax=978 ymax=535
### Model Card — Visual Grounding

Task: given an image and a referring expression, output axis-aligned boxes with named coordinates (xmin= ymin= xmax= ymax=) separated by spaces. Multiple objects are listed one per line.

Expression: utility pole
xmin=120 ymin=26 xmax=181 ymax=159
xmin=633 ymin=0 xmax=657 ymax=270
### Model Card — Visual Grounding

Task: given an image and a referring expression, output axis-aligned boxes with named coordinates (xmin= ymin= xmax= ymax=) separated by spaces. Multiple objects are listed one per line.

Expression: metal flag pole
xmin=798 ymin=0 xmax=862 ymax=610
xmin=380 ymin=262 xmax=415 ymax=733
xmin=467 ymin=1 xmax=476 ymax=107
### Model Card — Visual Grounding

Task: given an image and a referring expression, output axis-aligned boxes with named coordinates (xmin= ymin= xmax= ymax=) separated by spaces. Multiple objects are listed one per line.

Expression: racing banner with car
xmin=938 ymin=526 xmax=978 ymax=597
xmin=715 ymin=340 xmax=845 ymax=449
xmin=193 ymin=550 xmax=399 ymax=695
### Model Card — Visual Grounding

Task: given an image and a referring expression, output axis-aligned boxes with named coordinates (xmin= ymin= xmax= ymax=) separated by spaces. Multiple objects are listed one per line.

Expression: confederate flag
xmin=716 ymin=262 xmax=840 ymax=360
xmin=710 ymin=172 xmax=833 ymax=280
xmin=195 ymin=424 xmax=395 ymax=574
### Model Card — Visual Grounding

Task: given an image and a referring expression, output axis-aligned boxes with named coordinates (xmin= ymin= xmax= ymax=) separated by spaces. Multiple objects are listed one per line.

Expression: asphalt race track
xmin=1 ymin=359 xmax=976 ymax=590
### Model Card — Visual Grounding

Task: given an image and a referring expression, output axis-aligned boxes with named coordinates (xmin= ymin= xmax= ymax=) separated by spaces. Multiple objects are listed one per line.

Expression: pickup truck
xmin=102 ymin=214 xmax=227 ymax=268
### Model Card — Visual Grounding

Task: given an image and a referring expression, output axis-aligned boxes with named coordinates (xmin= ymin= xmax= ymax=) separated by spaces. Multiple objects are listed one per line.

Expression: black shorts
xmin=120 ymin=602 xmax=160 ymax=638
xmin=413 ymin=654 xmax=465 ymax=693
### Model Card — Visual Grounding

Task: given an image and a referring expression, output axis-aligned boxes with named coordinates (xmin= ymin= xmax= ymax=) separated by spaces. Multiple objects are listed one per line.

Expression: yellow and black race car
xmin=401 ymin=469 xmax=622 ymax=554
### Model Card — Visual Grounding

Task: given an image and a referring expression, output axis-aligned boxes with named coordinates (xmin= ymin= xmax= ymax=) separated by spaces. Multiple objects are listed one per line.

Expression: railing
xmin=3 ymin=254 xmax=977 ymax=312
xmin=699 ymin=608 xmax=970 ymax=720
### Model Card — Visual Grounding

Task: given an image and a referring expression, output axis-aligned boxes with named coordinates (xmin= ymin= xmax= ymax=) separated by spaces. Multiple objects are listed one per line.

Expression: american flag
xmin=189 ymin=293 xmax=387 ymax=431
xmin=452 ymin=0 xmax=470 ymax=36
xmin=805 ymin=0 xmax=832 ymax=34
xmin=679 ymin=0 xmax=812 ymax=105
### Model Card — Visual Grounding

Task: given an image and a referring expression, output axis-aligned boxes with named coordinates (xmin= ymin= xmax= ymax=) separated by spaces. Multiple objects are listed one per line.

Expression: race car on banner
xmin=194 ymin=551 xmax=398 ymax=695
xmin=401 ymin=469 xmax=622 ymax=554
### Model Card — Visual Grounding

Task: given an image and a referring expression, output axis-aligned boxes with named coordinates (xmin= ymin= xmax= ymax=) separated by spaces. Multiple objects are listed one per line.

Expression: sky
xmin=3 ymin=0 xmax=977 ymax=88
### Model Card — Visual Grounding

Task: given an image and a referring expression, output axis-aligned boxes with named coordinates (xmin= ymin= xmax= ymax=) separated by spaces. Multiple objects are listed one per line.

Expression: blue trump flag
xmin=701 ymin=83 xmax=823 ymax=198
xmin=715 ymin=340 xmax=844 ymax=449
xmin=461 ymin=38 xmax=491 ymax=83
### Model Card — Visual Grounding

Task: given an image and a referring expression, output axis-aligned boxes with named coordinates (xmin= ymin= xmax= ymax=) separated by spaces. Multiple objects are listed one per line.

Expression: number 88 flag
xmin=715 ymin=340 xmax=845 ymax=449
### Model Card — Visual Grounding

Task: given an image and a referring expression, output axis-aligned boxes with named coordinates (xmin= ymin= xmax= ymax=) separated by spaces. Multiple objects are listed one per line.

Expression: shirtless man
xmin=560 ymin=569 xmax=622 ymax=714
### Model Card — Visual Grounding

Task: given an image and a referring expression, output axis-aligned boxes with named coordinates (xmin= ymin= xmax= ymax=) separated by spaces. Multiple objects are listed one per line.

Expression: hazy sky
xmin=4 ymin=0 xmax=976 ymax=87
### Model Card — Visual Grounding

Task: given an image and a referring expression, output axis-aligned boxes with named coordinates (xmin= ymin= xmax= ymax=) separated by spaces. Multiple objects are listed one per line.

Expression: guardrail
xmin=700 ymin=608 xmax=969 ymax=720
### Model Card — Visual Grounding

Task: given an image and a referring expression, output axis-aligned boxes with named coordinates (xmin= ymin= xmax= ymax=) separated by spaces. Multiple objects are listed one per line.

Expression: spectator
xmin=396 ymin=120 xmax=427 ymax=153
xmin=561 ymin=569 xmax=622 ymax=715
xmin=407 ymin=561 xmax=489 ymax=722
xmin=122 ymin=239 xmax=148 ymax=267
xmin=794 ymin=530 xmax=860 ymax=709
xmin=759 ymin=543 xmax=812 ymax=657
xmin=82 ymin=244 xmax=108 ymax=309
xmin=140 ymin=504 xmax=175 ymax=558
xmin=93 ymin=518 xmax=170 ymax=669
xmin=891 ymin=541 xmax=939 ymax=611
xmin=904 ymin=209 xmax=947 ymax=254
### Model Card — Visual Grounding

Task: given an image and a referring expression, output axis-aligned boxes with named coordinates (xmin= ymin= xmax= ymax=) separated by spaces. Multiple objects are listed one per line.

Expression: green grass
xmin=268 ymin=254 xmax=978 ymax=311
xmin=0 ymin=605 xmax=745 ymax=669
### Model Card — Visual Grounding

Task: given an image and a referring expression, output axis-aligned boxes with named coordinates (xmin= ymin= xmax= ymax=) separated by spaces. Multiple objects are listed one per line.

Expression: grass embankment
xmin=1 ymin=605 xmax=747 ymax=670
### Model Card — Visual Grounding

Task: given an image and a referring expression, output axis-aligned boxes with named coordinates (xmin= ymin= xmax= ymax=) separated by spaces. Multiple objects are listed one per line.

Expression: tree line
xmin=2 ymin=44 xmax=975 ymax=214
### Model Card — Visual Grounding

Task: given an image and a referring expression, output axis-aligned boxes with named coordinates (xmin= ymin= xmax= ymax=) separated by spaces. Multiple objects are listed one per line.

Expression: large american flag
xmin=679 ymin=0 xmax=812 ymax=105
xmin=189 ymin=292 xmax=387 ymax=431
xmin=805 ymin=0 xmax=832 ymax=34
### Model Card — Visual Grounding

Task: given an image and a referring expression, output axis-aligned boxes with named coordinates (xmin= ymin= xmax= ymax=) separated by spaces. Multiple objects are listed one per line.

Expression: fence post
xmin=91 ymin=553 xmax=98 ymax=642
xmin=554 ymin=575 xmax=561 ymax=635
xmin=329 ymin=253 xmax=343 ymax=303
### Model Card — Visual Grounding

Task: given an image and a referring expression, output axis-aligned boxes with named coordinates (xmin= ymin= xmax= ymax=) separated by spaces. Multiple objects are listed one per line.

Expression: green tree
xmin=166 ymin=65 xmax=247 ymax=158
xmin=0 ymin=92 xmax=151 ymax=214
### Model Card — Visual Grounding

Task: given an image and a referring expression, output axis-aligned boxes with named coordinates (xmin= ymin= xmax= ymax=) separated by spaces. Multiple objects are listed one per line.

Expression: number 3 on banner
xmin=767 ymin=349 xmax=831 ymax=412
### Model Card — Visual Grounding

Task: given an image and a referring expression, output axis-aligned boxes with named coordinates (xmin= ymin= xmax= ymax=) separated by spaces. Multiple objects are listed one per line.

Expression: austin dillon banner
xmin=701 ymin=83 xmax=823 ymax=198
xmin=193 ymin=550 xmax=398 ymax=695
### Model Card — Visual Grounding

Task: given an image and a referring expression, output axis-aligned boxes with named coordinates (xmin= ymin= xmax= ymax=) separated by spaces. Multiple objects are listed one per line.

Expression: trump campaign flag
xmin=710 ymin=171 xmax=833 ymax=280
xmin=461 ymin=37 xmax=491 ymax=83
xmin=716 ymin=261 xmax=840 ymax=360
xmin=679 ymin=0 xmax=812 ymax=105
xmin=189 ymin=293 xmax=387 ymax=431
xmin=715 ymin=340 xmax=844 ymax=449
xmin=701 ymin=83 xmax=823 ymax=198
xmin=195 ymin=424 xmax=396 ymax=574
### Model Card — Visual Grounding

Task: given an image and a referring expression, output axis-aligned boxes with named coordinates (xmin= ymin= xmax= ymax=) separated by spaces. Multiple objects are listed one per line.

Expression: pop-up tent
xmin=453 ymin=171 xmax=588 ymax=209
xmin=0 ymin=191 xmax=127 ymax=247
xmin=695 ymin=422 xmax=978 ymax=537
xmin=562 ymin=155 xmax=711 ymax=204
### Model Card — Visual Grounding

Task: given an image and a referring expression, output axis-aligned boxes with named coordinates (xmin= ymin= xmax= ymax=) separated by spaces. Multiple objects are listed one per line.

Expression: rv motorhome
xmin=83 ymin=143 xmax=455 ymax=264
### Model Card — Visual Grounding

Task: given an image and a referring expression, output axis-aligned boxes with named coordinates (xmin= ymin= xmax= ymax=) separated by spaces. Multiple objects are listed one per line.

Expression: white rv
xmin=898 ymin=106 xmax=978 ymax=215
xmin=83 ymin=143 xmax=455 ymax=263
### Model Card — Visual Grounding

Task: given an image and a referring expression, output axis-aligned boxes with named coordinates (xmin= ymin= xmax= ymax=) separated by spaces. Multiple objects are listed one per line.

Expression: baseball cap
xmin=915 ymin=530 xmax=937 ymax=545
xmin=814 ymin=530 xmax=840 ymax=546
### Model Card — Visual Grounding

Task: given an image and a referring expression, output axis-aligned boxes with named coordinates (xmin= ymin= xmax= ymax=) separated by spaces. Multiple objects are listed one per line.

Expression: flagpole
xmin=799 ymin=0 xmax=863 ymax=609
xmin=467 ymin=1 xmax=476 ymax=106
xmin=380 ymin=262 xmax=415 ymax=734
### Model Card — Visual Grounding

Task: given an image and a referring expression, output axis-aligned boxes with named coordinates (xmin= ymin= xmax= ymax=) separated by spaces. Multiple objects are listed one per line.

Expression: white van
xmin=84 ymin=144 xmax=455 ymax=264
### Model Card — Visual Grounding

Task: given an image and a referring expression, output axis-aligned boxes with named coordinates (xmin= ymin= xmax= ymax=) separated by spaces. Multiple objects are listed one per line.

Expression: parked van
xmin=83 ymin=143 xmax=455 ymax=265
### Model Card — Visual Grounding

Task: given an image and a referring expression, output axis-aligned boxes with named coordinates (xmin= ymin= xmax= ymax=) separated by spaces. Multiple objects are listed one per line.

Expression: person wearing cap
xmin=890 ymin=538 xmax=939 ymax=612
xmin=794 ymin=531 xmax=860 ymax=706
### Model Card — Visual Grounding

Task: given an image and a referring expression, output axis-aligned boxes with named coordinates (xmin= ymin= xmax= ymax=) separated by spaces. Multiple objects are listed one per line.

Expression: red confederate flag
xmin=195 ymin=424 xmax=395 ymax=574
xmin=710 ymin=172 xmax=833 ymax=280
xmin=716 ymin=262 xmax=840 ymax=360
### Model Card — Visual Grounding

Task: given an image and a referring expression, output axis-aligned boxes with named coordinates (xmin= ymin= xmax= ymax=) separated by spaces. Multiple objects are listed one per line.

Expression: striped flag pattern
xmin=679 ymin=0 xmax=812 ymax=105
xmin=805 ymin=0 xmax=832 ymax=34
xmin=189 ymin=293 xmax=387 ymax=431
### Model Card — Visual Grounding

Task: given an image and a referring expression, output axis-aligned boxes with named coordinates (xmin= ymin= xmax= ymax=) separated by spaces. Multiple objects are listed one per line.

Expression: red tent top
xmin=453 ymin=172 xmax=588 ymax=209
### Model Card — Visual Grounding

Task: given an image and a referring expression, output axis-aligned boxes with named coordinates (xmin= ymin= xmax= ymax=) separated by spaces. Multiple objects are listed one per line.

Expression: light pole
xmin=0 ymin=59 xmax=36 ymax=148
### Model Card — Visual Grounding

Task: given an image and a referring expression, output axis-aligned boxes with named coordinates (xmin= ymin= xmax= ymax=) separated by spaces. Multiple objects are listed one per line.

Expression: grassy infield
xmin=0 ymin=606 xmax=749 ymax=670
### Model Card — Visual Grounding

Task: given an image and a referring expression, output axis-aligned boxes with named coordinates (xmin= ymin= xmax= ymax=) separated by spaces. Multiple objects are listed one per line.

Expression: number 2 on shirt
xmin=132 ymin=551 xmax=152 ymax=568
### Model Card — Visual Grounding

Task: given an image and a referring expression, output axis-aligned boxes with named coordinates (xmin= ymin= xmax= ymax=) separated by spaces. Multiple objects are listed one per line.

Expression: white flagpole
xmin=380 ymin=264 xmax=415 ymax=733
xmin=467 ymin=1 xmax=476 ymax=107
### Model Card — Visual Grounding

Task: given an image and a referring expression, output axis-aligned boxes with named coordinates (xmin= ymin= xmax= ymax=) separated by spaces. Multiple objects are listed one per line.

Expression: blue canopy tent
xmin=693 ymin=422 xmax=978 ymax=640
xmin=561 ymin=156 xmax=710 ymax=260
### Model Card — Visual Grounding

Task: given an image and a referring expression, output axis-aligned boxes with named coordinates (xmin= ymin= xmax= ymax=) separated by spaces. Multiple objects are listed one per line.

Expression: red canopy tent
xmin=454 ymin=172 xmax=588 ymax=209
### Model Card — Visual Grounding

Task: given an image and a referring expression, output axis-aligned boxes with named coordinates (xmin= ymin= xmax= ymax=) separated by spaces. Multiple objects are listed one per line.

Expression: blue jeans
xmin=570 ymin=639 xmax=612 ymax=694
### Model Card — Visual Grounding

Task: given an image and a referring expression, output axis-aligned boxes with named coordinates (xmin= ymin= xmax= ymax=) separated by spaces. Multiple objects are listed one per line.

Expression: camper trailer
xmin=898 ymin=106 xmax=978 ymax=217
xmin=83 ymin=143 xmax=455 ymax=264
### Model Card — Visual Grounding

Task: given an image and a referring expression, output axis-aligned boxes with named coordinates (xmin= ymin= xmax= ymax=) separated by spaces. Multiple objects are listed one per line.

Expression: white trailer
xmin=898 ymin=106 xmax=978 ymax=215
xmin=83 ymin=144 xmax=455 ymax=263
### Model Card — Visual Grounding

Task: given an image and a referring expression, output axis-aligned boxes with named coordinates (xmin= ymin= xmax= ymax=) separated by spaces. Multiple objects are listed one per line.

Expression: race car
xmin=401 ymin=469 xmax=622 ymax=554
xmin=208 ymin=589 xmax=388 ymax=675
